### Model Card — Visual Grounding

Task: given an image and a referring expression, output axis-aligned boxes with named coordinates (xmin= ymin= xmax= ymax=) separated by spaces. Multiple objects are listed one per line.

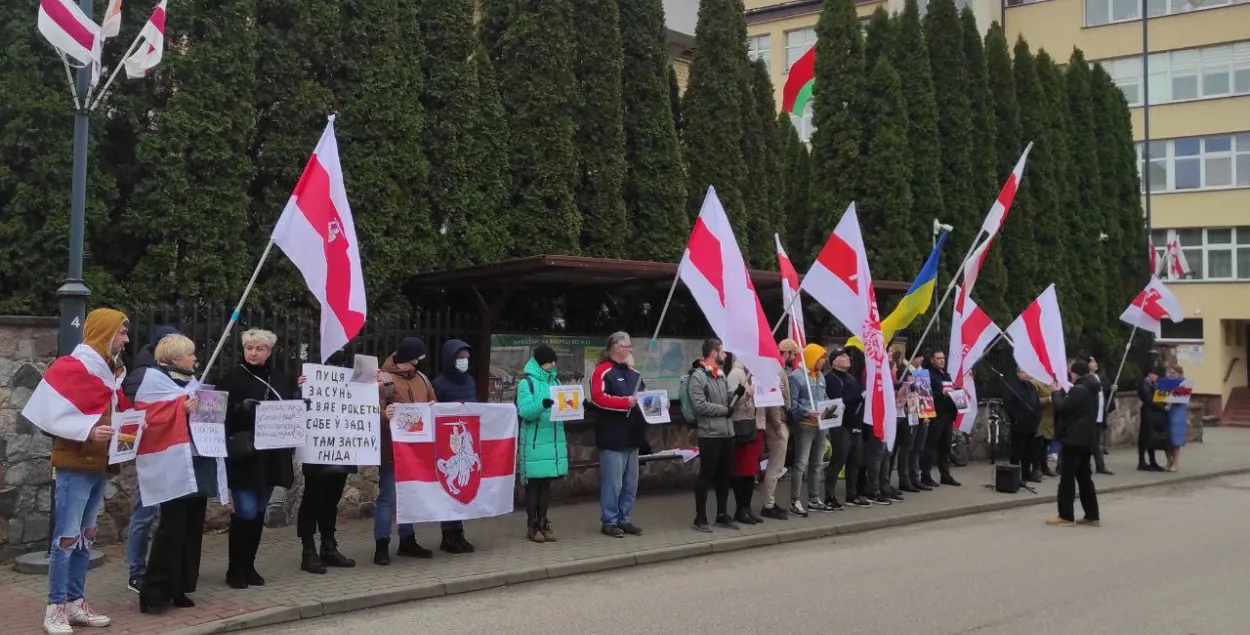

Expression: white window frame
xmin=1137 ymin=133 xmax=1250 ymax=193
xmin=1099 ymin=41 xmax=1250 ymax=107
xmin=747 ymin=34 xmax=772 ymax=71
xmin=784 ymin=27 xmax=816 ymax=73
xmin=1086 ymin=0 xmax=1250 ymax=27
xmin=1151 ymin=227 xmax=1250 ymax=281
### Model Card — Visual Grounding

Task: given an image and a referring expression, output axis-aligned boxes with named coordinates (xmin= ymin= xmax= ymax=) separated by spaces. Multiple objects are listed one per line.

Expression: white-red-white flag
xmin=775 ymin=234 xmax=806 ymax=348
xmin=102 ymin=0 xmax=123 ymax=37
xmin=123 ymin=0 xmax=165 ymax=79
xmin=948 ymin=289 xmax=1000 ymax=434
xmin=37 ymin=0 xmax=101 ymax=68
xmin=979 ymin=143 xmax=1032 ymax=239
xmin=1120 ymin=276 xmax=1183 ymax=337
xmin=272 ymin=116 xmax=367 ymax=361
xmin=1165 ymin=230 xmax=1191 ymax=279
xmin=1006 ymin=284 xmax=1069 ymax=389
xmin=132 ymin=369 xmax=200 ymax=506
xmin=677 ymin=187 xmax=783 ymax=395
xmin=21 ymin=344 xmax=126 ymax=442
xmin=955 ymin=378 xmax=978 ymax=434
xmin=801 ymin=203 xmax=897 ymax=448
xmin=394 ymin=403 xmax=517 ymax=523
xmin=1149 ymin=238 xmax=1162 ymax=276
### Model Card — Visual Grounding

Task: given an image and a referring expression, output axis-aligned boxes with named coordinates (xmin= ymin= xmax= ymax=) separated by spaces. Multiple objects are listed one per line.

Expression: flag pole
xmin=57 ymin=53 xmax=82 ymax=111
xmin=88 ymin=34 xmax=145 ymax=112
xmin=630 ymin=269 xmax=682 ymax=396
xmin=905 ymin=229 xmax=987 ymax=364
xmin=1110 ymin=324 xmax=1139 ymax=392
xmin=198 ymin=239 xmax=276 ymax=383
xmin=770 ymin=282 xmax=805 ymax=336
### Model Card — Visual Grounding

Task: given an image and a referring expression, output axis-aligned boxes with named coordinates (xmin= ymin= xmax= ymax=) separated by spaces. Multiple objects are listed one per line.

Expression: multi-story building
xmin=745 ymin=0 xmax=1250 ymax=412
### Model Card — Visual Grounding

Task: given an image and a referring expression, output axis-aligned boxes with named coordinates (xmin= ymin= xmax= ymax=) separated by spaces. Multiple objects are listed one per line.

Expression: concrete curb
xmin=168 ymin=466 xmax=1250 ymax=635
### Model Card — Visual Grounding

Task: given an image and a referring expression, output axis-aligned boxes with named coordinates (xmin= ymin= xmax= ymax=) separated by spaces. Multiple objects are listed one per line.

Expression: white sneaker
xmin=67 ymin=598 xmax=110 ymax=627
xmin=43 ymin=604 xmax=73 ymax=635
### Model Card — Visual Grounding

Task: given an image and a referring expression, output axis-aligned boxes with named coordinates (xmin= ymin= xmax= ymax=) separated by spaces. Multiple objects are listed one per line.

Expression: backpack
xmin=679 ymin=367 xmax=703 ymax=422
xmin=516 ymin=374 xmax=536 ymax=422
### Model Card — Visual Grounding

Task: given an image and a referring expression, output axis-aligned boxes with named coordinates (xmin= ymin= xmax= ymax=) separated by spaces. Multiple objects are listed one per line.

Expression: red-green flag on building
xmin=782 ymin=46 xmax=815 ymax=115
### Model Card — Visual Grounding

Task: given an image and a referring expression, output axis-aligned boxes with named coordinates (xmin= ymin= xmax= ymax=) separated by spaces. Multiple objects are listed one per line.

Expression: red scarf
xmin=698 ymin=360 xmax=721 ymax=379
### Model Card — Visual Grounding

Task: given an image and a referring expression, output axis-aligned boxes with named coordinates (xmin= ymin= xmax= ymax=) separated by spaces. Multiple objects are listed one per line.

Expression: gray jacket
xmin=689 ymin=365 xmax=733 ymax=438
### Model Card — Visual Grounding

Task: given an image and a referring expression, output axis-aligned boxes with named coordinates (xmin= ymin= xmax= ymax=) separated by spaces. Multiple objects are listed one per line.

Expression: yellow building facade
xmin=744 ymin=0 xmax=1250 ymax=409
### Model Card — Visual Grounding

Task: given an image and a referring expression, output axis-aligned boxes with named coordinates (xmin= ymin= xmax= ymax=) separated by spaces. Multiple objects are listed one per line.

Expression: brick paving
xmin=4 ymin=428 xmax=1249 ymax=635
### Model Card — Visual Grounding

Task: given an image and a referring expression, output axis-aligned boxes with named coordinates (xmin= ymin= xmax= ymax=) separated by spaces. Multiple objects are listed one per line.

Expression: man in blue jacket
xmin=430 ymin=339 xmax=477 ymax=554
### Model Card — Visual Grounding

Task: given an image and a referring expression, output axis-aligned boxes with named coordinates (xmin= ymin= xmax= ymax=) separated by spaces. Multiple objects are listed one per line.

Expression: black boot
xmin=246 ymin=518 xmax=266 ymax=586
xmin=374 ymin=539 xmax=391 ymax=566
xmin=397 ymin=536 xmax=433 ymax=559
xmin=320 ymin=533 xmax=356 ymax=568
xmin=440 ymin=529 xmax=475 ymax=554
xmin=226 ymin=519 xmax=249 ymax=589
xmin=300 ymin=536 xmax=327 ymax=574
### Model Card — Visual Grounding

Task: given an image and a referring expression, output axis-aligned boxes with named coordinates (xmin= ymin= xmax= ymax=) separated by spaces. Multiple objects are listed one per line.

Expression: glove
xmin=542 ymin=398 xmax=555 ymax=409
xmin=733 ymin=384 xmax=747 ymax=398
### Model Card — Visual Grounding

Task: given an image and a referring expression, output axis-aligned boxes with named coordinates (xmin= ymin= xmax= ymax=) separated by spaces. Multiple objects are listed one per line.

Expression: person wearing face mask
xmin=759 ymin=339 xmax=798 ymax=520
xmin=372 ymin=337 xmax=436 ymax=565
xmin=430 ymin=339 xmax=479 ymax=554
xmin=826 ymin=348 xmax=870 ymax=509
xmin=516 ymin=346 xmax=566 ymax=543
xmin=787 ymin=344 xmax=828 ymax=518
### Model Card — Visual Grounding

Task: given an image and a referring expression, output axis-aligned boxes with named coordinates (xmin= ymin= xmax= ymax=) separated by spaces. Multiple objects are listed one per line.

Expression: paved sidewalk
xmin=5 ymin=428 xmax=1249 ymax=635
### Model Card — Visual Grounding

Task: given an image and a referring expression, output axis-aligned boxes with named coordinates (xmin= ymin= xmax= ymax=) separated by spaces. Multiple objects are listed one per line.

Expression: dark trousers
xmin=144 ymin=496 xmax=207 ymax=602
xmin=695 ymin=437 xmax=734 ymax=521
xmin=863 ymin=434 xmax=889 ymax=498
xmin=1035 ymin=436 xmax=1051 ymax=473
xmin=827 ymin=428 xmax=862 ymax=502
xmin=1138 ymin=426 xmax=1160 ymax=467
xmin=1057 ymin=445 xmax=1099 ymax=522
xmin=1010 ymin=430 xmax=1036 ymax=478
xmin=297 ymin=471 xmax=348 ymax=542
xmin=922 ymin=418 xmax=953 ymax=480
xmin=909 ymin=421 xmax=928 ymax=485
xmin=525 ymin=478 xmax=553 ymax=523
xmin=1093 ymin=425 xmax=1108 ymax=471
xmin=892 ymin=422 xmax=914 ymax=488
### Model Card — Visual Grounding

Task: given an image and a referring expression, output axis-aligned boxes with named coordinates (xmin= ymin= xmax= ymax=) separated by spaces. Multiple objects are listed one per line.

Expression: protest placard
xmin=753 ymin=378 xmax=784 ymax=408
xmin=190 ymin=390 xmax=228 ymax=425
xmin=391 ymin=403 xmax=434 ymax=443
xmin=817 ymin=398 xmax=845 ymax=430
xmin=549 ymin=385 xmax=585 ymax=422
xmin=913 ymin=369 xmax=936 ymax=419
xmin=297 ymin=363 xmax=382 ymax=466
xmin=254 ymin=400 xmax=308 ymax=450
xmin=638 ymin=390 xmax=671 ymax=424
xmin=190 ymin=421 xmax=227 ymax=457
xmin=350 ymin=354 xmax=378 ymax=384
xmin=949 ymin=388 xmax=971 ymax=413
xmin=1153 ymin=377 xmax=1194 ymax=404
xmin=108 ymin=410 xmax=146 ymax=465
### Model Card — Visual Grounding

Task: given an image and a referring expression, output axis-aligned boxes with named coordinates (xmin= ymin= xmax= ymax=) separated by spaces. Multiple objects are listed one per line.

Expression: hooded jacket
xmin=431 ymin=339 xmax=477 ymax=403
xmin=787 ymin=344 xmax=827 ymax=427
xmin=378 ymin=354 xmax=437 ymax=466
xmin=1054 ymin=374 xmax=1102 ymax=451
xmin=689 ymin=360 xmax=732 ymax=438
xmin=517 ymin=357 xmax=568 ymax=480
xmin=51 ymin=308 xmax=129 ymax=473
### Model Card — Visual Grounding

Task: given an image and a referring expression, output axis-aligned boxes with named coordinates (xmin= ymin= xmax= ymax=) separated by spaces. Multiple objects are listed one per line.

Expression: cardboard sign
xmin=391 ymin=402 xmax=434 ymax=443
xmin=638 ymin=390 xmax=671 ymax=424
xmin=1153 ymin=377 xmax=1194 ymax=404
xmin=254 ymin=400 xmax=309 ymax=450
xmin=817 ymin=398 xmax=845 ymax=430
xmin=549 ymin=385 xmax=586 ymax=422
xmin=297 ymin=363 xmax=382 ymax=466
xmin=108 ymin=410 xmax=146 ymax=465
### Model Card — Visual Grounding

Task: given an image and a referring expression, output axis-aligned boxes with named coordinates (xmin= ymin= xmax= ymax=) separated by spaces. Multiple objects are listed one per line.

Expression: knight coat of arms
xmin=435 ymin=415 xmax=483 ymax=505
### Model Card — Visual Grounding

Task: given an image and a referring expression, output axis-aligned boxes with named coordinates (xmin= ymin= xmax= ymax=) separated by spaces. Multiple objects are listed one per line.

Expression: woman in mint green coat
xmin=516 ymin=346 xmax=567 ymax=543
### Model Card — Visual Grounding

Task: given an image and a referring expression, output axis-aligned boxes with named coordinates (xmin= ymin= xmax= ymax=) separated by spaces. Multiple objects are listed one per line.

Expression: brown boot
xmin=540 ymin=519 xmax=557 ymax=543
xmin=527 ymin=520 xmax=546 ymax=543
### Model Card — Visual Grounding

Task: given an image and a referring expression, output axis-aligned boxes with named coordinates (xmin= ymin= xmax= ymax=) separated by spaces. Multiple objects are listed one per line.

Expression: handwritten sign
xmin=190 ymin=422 xmax=227 ymax=457
xmin=817 ymin=398 xmax=845 ymax=430
xmin=638 ymin=390 xmax=671 ymax=424
xmin=391 ymin=403 xmax=434 ymax=443
xmin=254 ymin=400 xmax=308 ymax=450
xmin=108 ymin=410 xmax=146 ymax=465
xmin=297 ymin=363 xmax=382 ymax=466
xmin=549 ymin=385 xmax=585 ymax=422
xmin=1153 ymin=377 xmax=1194 ymax=404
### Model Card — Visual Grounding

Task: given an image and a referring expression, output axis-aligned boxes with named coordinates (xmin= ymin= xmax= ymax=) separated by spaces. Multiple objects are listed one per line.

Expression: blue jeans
xmin=374 ymin=464 xmax=415 ymax=540
xmin=126 ymin=496 xmax=159 ymax=578
xmin=598 ymin=448 xmax=639 ymax=526
xmin=232 ymin=487 xmax=274 ymax=521
xmin=49 ymin=469 xmax=107 ymax=605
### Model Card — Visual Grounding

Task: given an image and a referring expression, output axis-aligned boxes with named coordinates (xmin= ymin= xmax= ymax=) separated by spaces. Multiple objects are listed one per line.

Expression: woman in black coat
xmin=218 ymin=329 xmax=296 ymax=589
xmin=1137 ymin=368 xmax=1167 ymax=472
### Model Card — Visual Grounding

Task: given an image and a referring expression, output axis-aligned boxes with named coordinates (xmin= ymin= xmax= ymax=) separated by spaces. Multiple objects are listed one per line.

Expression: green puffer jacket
xmin=517 ymin=358 xmax=568 ymax=481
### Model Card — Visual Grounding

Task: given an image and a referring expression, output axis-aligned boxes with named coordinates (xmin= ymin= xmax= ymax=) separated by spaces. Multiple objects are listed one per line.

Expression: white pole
xmin=198 ymin=239 xmax=276 ymax=383
xmin=1111 ymin=324 xmax=1139 ymax=391
xmin=87 ymin=33 xmax=144 ymax=111
xmin=630 ymin=269 xmax=682 ymax=396
xmin=58 ymin=54 xmax=81 ymax=111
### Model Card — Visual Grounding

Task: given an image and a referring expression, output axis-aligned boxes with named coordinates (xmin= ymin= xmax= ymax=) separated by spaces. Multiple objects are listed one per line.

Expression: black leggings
xmin=297 ymin=471 xmax=348 ymax=542
xmin=525 ymin=478 xmax=553 ymax=523
xmin=695 ymin=437 xmax=734 ymax=521
xmin=1010 ymin=431 xmax=1035 ymax=477
xmin=144 ymin=496 xmax=207 ymax=602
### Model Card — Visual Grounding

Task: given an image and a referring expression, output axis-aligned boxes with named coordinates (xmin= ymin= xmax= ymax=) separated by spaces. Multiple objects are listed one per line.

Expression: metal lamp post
xmin=56 ymin=0 xmax=96 ymax=357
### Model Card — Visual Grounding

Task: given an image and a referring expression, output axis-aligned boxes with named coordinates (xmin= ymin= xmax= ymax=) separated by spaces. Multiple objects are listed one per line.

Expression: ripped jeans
xmin=48 ymin=469 xmax=107 ymax=605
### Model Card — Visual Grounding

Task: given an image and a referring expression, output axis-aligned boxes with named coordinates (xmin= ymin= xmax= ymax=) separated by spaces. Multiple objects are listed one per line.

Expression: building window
xmin=1137 ymin=133 xmax=1250 ymax=192
xmin=747 ymin=34 xmax=771 ymax=71
xmin=790 ymin=100 xmax=815 ymax=143
xmin=785 ymin=28 xmax=816 ymax=71
xmin=1151 ymin=227 xmax=1250 ymax=281
xmin=1099 ymin=41 xmax=1250 ymax=106
xmin=1087 ymin=0 xmax=1250 ymax=25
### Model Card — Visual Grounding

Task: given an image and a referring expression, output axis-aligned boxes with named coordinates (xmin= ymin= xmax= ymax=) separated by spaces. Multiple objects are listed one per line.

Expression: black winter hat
xmin=533 ymin=345 xmax=558 ymax=366
xmin=394 ymin=337 xmax=427 ymax=364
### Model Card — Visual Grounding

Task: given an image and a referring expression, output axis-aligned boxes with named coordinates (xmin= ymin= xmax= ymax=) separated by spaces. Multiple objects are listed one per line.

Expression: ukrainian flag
xmin=848 ymin=231 xmax=948 ymax=350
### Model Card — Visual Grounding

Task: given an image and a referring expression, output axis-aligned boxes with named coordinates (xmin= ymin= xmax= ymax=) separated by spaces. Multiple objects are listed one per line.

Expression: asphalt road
xmin=251 ymin=475 xmax=1250 ymax=635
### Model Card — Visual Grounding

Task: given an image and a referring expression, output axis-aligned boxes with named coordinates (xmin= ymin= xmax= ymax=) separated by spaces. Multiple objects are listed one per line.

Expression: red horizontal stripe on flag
xmin=42 ymin=0 xmax=95 ymax=50
xmin=393 ymin=437 xmax=517 ymax=483
xmin=136 ymin=399 xmax=189 ymax=454
xmin=44 ymin=356 xmax=111 ymax=416
xmin=687 ymin=218 xmax=725 ymax=306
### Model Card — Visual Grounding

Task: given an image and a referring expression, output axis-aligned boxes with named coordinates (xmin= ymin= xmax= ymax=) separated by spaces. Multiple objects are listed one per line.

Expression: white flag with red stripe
xmin=21 ymin=345 xmax=125 ymax=442
xmin=37 ymin=0 xmax=101 ymax=68
xmin=1006 ymin=284 xmax=1069 ymax=389
xmin=775 ymin=234 xmax=806 ymax=348
xmin=801 ymin=203 xmax=897 ymax=448
xmin=394 ymin=403 xmax=517 ymax=523
xmin=123 ymin=0 xmax=166 ymax=79
xmin=132 ymin=369 xmax=199 ymax=506
xmin=1165 ymin=230 xmax=1191 ymax=279
xmin=1120 ymin=276 xmax=1183 ymax=337
xmin=979 ymin=143 xmax=1032 ymax=239
xmin=677 ymin=187 xmax=783 ymax=395
xmin=272 ymin=116 xmax=367 ymax=361
xmin=1149 ymin=238 xmax=1162 ymax=276
xmin=948 ymin=289 xmax=1000 ymax=433
xmin=955 ymin=379 xmax=978 ymax=434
